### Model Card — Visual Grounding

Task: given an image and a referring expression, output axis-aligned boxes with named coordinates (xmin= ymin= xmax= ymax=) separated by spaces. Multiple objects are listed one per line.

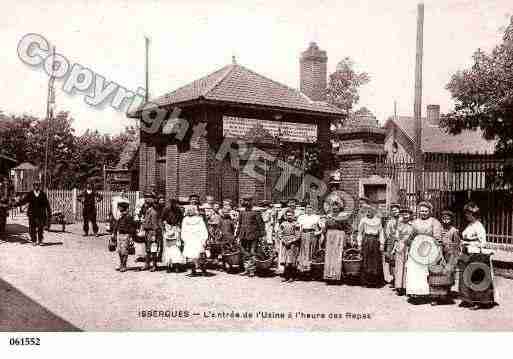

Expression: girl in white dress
xmin=181 ymin=205 xmax=209 ymax=276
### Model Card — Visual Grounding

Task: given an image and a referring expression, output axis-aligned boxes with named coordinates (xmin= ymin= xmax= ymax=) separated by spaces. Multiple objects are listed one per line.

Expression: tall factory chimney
xmin=300 ymin=42 xmax=328 ymax=101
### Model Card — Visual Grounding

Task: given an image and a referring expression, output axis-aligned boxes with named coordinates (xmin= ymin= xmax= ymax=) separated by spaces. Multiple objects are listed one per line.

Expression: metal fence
xmin=377 ymin=153 xmax=513 ymax=246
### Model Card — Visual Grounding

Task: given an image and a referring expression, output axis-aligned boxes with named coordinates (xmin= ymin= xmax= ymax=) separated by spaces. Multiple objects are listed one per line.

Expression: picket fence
xmin=11 ymin=190 xmax=141 ymax=223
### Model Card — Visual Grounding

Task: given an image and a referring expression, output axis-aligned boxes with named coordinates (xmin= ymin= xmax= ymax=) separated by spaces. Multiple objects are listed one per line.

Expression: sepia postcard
xmin=1 ymin=1 xmax=513 ymax=349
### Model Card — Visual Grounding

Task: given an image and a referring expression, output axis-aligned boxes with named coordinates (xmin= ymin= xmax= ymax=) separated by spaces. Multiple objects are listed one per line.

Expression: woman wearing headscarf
xmin=181 ymin=205 xmax=209 ymax=276
xmin=458 ymin=202 xmax=496 ymax=309
xmin=357 ymin=203 xmax=385 ymax=287
xmin=405 ymin=201 xmax=442 ymax=303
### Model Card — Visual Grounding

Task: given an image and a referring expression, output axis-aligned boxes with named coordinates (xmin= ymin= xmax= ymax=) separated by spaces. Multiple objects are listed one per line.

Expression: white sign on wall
xmin=222 ymin=116 xmax=318 ymax=143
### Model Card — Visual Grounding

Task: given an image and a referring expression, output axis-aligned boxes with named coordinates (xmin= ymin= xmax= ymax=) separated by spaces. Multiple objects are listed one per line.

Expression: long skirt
xmin=361 ymin=234 xmax=384 ymax=286
xmin=405 ymin=252 xmax=430 ymax=296
xmin=162 ymin=239 xmax=185 ymax=265
xmin=283 ymin=242 xmax=299 ymax=266
xmin=394 ymin=240 xmax=408 ymax=290
xmin=458 ymin=252 xmax=495 ymax=305
xmin=297 ymin=231 xmax=318 ymax=272
xmin=323 ymin=229 xmax=345 ymax=281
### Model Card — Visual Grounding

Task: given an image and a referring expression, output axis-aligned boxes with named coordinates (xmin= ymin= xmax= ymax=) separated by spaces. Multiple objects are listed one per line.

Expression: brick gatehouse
xmin=129 ymin=42 xmax=343 ymax=204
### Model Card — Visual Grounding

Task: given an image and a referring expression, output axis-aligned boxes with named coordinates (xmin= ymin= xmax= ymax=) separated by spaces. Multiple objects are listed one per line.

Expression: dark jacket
xmin=78 ymin=190 xmax=102 ymax=212
xmin=236 ymin=209 xmax=265 ymax=242
xmin=114 ymin=214 xmax=137 ymax=235
xmin=17 ymin=191 xmax=51 ymax=221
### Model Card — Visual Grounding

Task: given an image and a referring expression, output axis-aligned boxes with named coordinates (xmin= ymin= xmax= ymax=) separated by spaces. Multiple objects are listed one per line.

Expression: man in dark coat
xmin=78 ymin=182 xmax=103 ymax=237
xmin=16 ymin=181 xmax=51 ymax=245
xmin=235 ymin=195 xmax=265 ymax=277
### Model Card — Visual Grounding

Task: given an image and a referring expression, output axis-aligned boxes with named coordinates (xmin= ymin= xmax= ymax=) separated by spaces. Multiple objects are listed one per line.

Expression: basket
xmin=222 ymin=251 xmax=241 ymax=266
xmin=255 ymin=258 xmax=273 ymax=271
xmin=428 ymin=272 xmax=454 ymax=287
xmin=342 ymin=248 xmax=362 ymax=276
xmin=108 ymin=237 xmax=117 ymax=252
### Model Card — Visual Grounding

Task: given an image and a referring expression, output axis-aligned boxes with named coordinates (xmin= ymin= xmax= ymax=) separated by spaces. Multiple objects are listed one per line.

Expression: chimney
xmin=300 ymin=42 xmax=327 ymax=101
xmin=426 ymin=104 xmax=440 ymax=126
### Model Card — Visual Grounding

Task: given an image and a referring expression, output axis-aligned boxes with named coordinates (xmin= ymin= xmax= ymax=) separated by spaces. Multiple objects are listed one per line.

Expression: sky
xmin=1 ymin=0 xmax=511 ymax=135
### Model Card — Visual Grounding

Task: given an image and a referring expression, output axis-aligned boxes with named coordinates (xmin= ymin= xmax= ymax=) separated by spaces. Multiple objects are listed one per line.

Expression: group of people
xmin=106 ymin=189 xmax=497 ymax=310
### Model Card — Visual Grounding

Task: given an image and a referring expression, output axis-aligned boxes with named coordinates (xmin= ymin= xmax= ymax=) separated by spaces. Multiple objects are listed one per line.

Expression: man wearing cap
xmin=77 ymin=181 xmax=103 ymax=237
xmin=236 ymin=195 xmax=265 ymax=277
xmin=260 ymin=200 xmax=274 ymax=244
xmin=384 ymin=203 xmax=401 ymax=286
xmin=15 ymin=181 xmax=51 ymax=246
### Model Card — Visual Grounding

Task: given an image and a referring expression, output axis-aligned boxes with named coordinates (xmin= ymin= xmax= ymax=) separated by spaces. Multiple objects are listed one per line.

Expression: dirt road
xmin=1 ymin=218 xmax=512 ymax=331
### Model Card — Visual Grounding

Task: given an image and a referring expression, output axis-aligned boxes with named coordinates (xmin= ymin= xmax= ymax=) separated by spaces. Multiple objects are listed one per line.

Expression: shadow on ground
xmin=0 ymin=277 xmax=80 ymax=332
xmin=0 ymin=223 xmax=30 ymax=245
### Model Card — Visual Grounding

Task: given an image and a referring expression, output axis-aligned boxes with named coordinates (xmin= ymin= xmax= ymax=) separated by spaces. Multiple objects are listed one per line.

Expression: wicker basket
xmin=255 ymin=258 xmax=273 ymax=271
xmin=428 ymin=272 xmax=454 ymax=287
xmin=342 ymin=248 xmax=362 ymax=276
xmin=222 ymin=251 xmax=241 ymax=266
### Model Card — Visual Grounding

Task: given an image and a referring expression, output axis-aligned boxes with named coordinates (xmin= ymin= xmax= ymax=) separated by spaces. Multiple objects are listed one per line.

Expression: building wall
xmin=140 ymin=105 xmax=338 ymax=203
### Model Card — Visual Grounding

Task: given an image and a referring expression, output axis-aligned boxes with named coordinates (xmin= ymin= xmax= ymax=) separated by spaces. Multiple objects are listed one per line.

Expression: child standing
xmin=112 ymin=201 xmax=136 ymax=273
xmin=278 ymin=209 xmax=300 ymax=283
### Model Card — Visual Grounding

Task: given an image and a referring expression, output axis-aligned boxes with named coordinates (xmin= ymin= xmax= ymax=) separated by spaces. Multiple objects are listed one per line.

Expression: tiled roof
xmin=385 ymin=116 xmax=496 ymax=154
xmin=131 ymin=63 xmax=344 ymax=117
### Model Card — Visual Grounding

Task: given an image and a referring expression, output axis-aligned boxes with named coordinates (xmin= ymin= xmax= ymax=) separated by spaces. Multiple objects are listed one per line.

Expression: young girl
xmin=161 ymin=198 xmax=184 ymax=273
xmin=182 ymin=205 xmax=209 ymax=276
xmin=278 ymin=209 xmax=300 ymax=283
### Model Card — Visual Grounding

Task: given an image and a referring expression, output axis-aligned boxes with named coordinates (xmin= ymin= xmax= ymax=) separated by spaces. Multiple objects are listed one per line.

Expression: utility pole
xmin=413 ymin=3 xmax=424 ymax=197
xmin=145 ymin=36 xmax=150 ymax=102
xmin=44 ymin=46 xmax=56 ymax=190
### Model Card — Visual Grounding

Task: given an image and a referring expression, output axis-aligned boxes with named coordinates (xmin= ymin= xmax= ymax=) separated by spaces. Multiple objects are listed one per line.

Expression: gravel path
xmin=1 ymin=218 xmax=512 ymax=331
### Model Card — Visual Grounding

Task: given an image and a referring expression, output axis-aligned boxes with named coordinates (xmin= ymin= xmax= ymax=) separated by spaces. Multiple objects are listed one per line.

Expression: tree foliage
xmin=441 ymin=16 xmax=513 ymax=154
xmin=0 ymin=111 xmax=137 ymax=189
xmin=326 ymin=57 xmax=370 ymax=118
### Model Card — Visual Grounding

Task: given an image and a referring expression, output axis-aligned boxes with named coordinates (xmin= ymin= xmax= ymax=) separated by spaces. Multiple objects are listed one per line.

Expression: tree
xmin=326 ymin=57 xmax=370 ymax=125
xmin=441 ymin=16 xmax=513 ymax=155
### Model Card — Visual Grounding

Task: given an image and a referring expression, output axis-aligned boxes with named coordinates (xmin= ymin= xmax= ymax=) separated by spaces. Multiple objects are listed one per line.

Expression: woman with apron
xmin=459 ymin=202 xmax=497 ymax=310
xmin=405 ymin=201 xmax=442 ymax=304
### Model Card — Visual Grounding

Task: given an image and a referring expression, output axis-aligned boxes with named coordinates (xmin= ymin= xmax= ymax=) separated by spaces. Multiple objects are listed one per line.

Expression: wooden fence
xmin=11 ymin=190 xmax=141 ymax=223
xmin=377 ymin=153 xmax=513 ymax=246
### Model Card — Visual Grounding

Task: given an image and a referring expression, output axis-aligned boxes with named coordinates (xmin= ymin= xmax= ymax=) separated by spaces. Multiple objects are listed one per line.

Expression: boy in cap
xmin=112 ymin=200 xmax=136 ymax=272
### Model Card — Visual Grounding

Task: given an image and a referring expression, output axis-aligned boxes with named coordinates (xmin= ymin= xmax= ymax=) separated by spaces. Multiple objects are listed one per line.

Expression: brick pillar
xmin=331 ymin=127 xmax=386 ymax=200
xmin=165 ymin=144 xmax=179 ymax=200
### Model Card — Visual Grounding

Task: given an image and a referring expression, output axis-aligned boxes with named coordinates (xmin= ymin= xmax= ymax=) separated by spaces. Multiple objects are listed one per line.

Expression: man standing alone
xmin=16 ymin=181 xmax=51 ymax=245
xmin=78 ymin=181 xmax=103 ymax=237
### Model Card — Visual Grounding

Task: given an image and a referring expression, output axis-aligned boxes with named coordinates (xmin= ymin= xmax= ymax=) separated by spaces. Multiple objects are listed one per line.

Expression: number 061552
xmin=9 ymin=337 xmax=40 ymax=346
